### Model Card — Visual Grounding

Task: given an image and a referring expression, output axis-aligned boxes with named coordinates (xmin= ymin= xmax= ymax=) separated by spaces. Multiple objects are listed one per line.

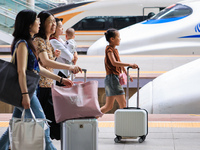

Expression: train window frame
xmin=143 ymin=7 xmax=165 ymax=20
xmin=151 ymin=4 xmax=193 ymax=20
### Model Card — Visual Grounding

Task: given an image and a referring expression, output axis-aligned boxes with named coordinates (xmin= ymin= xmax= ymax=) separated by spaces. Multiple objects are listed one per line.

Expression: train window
xmin=82 ymin=18 xmax=105 ymax=30
xmin=113 ymin=17 xmax=137 ymax=29
xmin=72 ymin=17 xmax=106 ymax=30
xmin=151 ymin=4 xmax=192 ymax=20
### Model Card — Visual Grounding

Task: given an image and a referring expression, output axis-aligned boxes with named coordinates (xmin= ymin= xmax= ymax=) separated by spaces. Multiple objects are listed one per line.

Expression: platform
xmin=1 ymin=54 xmax=199 ymax=88
xmin=0 ymin=114 xmax=200 ymax=150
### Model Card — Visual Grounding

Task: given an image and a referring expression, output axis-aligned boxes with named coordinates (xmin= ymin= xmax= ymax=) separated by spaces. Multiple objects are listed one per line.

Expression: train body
xmin=49 ymin=0 xmax=181 ymax=46
xmin=87 ymin=0 xmax=200 ymax=55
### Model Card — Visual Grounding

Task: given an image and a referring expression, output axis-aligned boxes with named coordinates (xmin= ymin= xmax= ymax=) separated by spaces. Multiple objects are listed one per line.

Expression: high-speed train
xmin=129 ymin=58 xmax=200 ymax=114
xmin=49 ymin=0 xmax=181 ymax=46
xmin=87 ymin=0 xmax=200 ymax=55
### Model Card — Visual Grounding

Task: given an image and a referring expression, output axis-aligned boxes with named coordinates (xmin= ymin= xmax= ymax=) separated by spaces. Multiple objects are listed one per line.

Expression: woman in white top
xmin=50 ymin=18 xmax=78 ymax=84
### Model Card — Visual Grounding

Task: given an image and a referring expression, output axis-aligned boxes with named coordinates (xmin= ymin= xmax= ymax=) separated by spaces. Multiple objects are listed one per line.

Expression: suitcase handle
xmin=82 ymin=69 xmax=87 ymax=82
xmin=71 ymin=69 xmax=87 ymax=82
xmin=126 ymin=67 xmax=140 ymax=108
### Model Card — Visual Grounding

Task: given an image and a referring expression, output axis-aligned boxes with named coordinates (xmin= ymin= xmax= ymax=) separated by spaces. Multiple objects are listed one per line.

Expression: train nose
xmin=87 ymin=37 xmax=107 ymax=55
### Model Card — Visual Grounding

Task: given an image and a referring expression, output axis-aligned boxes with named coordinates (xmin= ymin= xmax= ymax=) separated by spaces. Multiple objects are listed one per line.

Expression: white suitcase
xmin=114 ymin=67 xmax=148 ymax=143
xmin=61 ymin=118 xmax=98 ymax=150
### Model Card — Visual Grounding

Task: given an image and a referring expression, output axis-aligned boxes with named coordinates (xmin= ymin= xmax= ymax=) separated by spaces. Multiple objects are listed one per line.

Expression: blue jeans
xmin=0 ymin=91 xmax=57 ymax=150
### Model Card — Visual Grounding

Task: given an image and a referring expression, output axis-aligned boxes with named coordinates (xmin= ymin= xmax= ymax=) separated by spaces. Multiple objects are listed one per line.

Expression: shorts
xmin=104 ymin=74 xmax=125 ymax=97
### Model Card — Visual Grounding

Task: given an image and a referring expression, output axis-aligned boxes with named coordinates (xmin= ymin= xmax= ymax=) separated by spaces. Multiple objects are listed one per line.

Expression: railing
xmin=0 ymin=0 xmax=59 ymax=44
xmin=12 ymin=0 xmax=44 ymax=13
xmin=0 ymin=6 xmax=15 ymax=34
xmin=36 ymin=0 xmax=58 ymax=10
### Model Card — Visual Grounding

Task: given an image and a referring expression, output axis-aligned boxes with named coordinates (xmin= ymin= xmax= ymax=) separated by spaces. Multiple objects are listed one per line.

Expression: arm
xmin=108 ymin=52 xmax=137 ymax=82
xmin=34 ymin=38 xmax=81 ymax=74
xmin=72 ymin=52 xmax=78 ymax=65
xmin=39 ymin=64 xmax=73 ymax=88
xmin=108 ymin=52 xmax=138 ymax=68
xmin=16 ymin=42 xmax=30 ymax=109
xmin=50 ymin=39 xmax=73 ymax=62
xmin=39 ymin=51 xmax=81 ymax=74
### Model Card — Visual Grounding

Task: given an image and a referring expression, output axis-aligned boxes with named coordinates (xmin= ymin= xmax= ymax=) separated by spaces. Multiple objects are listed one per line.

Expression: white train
xmin=87 ymin=0 xmax=200 ymax=55
xmin=49 ymin=0 xmax=181 ymax=46
xmin=129 ymin=58 xmax=200 ymax=114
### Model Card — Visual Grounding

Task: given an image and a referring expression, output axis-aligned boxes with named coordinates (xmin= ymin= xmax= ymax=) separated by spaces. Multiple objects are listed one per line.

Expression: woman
xmin=50 ymin=18 xmax=78 ymax=85
xmin=34 ymin=11 xmax=81 ymax=140
xmin=0 ymin=9 xmax=73 ymax=150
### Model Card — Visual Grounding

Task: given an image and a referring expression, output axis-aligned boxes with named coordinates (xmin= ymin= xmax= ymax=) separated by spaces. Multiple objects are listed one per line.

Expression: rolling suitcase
xmin=114 ymin=67 xmax=148 ymax=143
xmin=61 ymin=69 xmax=98 ymax=150
xmin=61 ymin=118 xmax=98 ymax=150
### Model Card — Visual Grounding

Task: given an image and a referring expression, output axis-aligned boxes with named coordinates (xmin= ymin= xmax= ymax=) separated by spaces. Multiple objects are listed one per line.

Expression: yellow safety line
xmin=78 ymin=55 xmax=200 ymax=57
xmin=1 ymin=121 xmax=200 ymax=128
xmin=85 ymin=71 xmax=166 ymax=74
xmin=98 ymin=122 xmax=200 ymax=128
xmin=0 ymin=122 xmax=9 ymax=127
xmin=2 ymin=55 xmax=200 ymax=58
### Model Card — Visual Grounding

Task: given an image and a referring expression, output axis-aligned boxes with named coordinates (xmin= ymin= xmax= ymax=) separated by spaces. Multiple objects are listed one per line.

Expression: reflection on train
xmin=87 ymin=0 xmax=200 ymax=55
xmin=49 ymin=0 xmax=181 ymax=46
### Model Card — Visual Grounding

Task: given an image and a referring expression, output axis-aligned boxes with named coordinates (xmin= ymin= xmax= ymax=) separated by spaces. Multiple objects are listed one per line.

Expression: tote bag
xmin=9 ymin=108 xmax=47 ymax=150
xmin=0 ymin=41 xmax=40 ymax=107
xmin=51 ymin=80 xmax=103 ymax=123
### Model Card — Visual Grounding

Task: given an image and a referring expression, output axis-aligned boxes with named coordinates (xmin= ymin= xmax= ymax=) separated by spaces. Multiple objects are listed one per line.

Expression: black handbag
xmin=0 ymin=42 xmax=40 ymax=107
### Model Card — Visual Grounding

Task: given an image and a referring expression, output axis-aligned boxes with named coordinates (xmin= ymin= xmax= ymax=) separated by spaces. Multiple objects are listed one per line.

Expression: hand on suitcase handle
xmin=127 ymin=66 xmax=140 ymax=81
xmin=71 ymin=65 xmax=82 ymax=74
xmin=127 ymin=65 xmax=139 ymax=70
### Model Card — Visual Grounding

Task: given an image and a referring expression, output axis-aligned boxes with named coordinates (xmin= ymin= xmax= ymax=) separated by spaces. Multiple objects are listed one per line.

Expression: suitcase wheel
xmin=114 ymin=136 xmax=122 ymax=143
xmin=139 ymin=135 xmax=146 ymax=143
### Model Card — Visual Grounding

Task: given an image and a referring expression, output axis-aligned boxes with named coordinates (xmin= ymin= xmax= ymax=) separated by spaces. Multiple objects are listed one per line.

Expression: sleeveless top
xmin=105 ymin=45 xmax=122 ymax=76
xmin=12 ymin=39 xmax=40 ymax=73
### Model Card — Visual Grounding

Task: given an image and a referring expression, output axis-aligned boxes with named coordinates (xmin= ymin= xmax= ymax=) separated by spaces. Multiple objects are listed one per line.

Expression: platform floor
xmin=1 ymin=114 xmax=200 ymax=150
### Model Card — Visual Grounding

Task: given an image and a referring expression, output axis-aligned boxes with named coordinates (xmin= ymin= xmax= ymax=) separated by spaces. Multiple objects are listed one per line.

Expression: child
xmin=100 ymin=28 xmax=138 ymax=114
xmin=65 ymin=28 xmax=78 ymax=65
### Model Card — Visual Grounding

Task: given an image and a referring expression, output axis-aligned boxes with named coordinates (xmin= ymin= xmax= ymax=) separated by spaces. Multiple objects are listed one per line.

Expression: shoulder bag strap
xmin=11 ymin=40 xmax=28 ymax=70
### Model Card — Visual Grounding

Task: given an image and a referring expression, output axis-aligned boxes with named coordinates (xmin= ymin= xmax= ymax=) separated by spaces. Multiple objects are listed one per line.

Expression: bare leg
xmin=115 ymin=94 xmax=126 ymax=109
xmin=100 ymin=96 xmax=116 ymax=114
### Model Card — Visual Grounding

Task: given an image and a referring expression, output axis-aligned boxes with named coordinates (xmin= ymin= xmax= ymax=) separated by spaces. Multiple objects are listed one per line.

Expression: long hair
xmin=35 ymin=11 xmax=53 ymax=39
xmin=11 ymin=9 xmax=37 ymax=57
